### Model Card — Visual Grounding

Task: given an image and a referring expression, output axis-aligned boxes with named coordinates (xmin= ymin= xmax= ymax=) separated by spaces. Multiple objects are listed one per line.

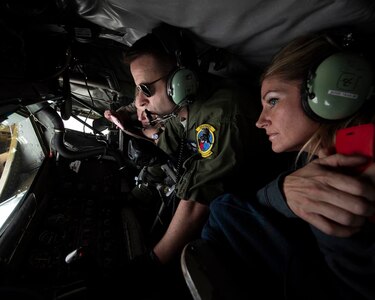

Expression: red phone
xmin=335 ymin=123 xmax=374 ymax=172
xmin=336 ymin=123 xmax=375 ymax=223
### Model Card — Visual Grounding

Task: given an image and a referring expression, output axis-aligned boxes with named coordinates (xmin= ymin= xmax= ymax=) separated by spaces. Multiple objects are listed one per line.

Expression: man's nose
xmin=134 ymin=92 xmax=148 ymax=109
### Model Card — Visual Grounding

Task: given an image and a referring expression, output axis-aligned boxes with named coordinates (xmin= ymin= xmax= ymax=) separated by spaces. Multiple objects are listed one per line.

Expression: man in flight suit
xmin=104 ymin=31 xmax=279 ymax=290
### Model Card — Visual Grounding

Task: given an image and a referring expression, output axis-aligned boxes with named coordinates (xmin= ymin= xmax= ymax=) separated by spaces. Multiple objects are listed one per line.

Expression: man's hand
xmin=284 ymin=154 xmax=375 ymax=237
xmin=104 ymin=103 xmax=139 ymax=131
xmin=104 ymin=107 xmax=162 ymax=142
xmin=104 ymin=109 xmax=128 ymax=131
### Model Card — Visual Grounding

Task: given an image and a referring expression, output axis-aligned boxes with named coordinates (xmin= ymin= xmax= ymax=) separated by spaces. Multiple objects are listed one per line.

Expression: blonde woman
xmin=200 ymin=33 xmax=375 ymax=300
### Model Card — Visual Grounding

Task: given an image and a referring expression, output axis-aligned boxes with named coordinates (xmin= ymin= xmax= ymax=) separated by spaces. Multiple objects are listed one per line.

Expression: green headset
xmin=153 ymin=24 xmax=199 ymax=105
xmin=166 ymin=57 xmax=199 ymax=105
xmin=303 ymin=52 xmax=374 ymax=121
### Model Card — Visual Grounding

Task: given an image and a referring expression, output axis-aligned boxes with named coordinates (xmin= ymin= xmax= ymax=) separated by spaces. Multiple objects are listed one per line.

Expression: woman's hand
xmin=284 ymin=154 xmax=375 ymax=237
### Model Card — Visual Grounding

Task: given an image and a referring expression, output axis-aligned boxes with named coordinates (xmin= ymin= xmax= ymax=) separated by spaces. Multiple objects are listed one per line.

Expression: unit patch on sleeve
xmin=196 ymin=124 xmax=215 ymax=158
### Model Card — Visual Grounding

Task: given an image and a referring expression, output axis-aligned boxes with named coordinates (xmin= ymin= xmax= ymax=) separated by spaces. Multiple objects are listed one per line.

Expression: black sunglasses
xmin=136 ymin=74 xmax=169 ymax=98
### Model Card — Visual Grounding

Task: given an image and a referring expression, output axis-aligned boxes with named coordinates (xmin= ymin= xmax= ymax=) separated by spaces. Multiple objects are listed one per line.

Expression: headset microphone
xmin=145 ymin=109 xmax=154 ymax=125
xmin=146 ymin=99 xmax=191 ymax=127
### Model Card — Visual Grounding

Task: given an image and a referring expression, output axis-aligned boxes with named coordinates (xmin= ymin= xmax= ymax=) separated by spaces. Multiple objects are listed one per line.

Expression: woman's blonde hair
xmin=261 ymin=33 xmax=375 ymax=163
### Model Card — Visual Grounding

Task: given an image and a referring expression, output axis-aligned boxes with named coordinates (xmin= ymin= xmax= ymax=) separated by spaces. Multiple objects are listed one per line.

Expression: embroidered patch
xmin=196 ymin=124 xmax=215 ymax=158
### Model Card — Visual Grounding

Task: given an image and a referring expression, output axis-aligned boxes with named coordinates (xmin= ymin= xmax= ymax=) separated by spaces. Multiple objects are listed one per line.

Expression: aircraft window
xmin=0 ymin=112 xmax=45 ymax=234
xmin=60 ymin=113 xmax=107 ymax=134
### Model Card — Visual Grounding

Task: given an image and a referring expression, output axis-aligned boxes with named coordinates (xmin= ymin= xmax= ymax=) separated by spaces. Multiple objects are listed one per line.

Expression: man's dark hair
xmin=124 ymin=33 xmax=177 ymax=67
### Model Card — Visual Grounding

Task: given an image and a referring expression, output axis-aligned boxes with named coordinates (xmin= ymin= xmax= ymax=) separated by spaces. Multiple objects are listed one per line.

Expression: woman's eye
xmin=267 ymin=98 xmax=278 ymax=106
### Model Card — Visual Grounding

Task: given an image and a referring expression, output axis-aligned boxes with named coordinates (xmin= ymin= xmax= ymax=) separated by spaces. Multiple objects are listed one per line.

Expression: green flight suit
xmin=157 ymin=74 xmax=267 ymax=205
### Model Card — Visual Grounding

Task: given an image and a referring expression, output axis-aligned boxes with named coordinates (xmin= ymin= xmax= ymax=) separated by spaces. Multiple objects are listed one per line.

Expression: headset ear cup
xmin=303 ymin=53 xmax=374 ymax=122
xmin=301 ymin=70 xmax=329 ymax=122
xmin=167 ymin=68 xmax=199 ymax=105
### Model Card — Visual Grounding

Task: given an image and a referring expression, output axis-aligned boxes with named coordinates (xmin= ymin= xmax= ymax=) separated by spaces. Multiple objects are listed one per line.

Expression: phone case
xmin=336 ymin=123 xmax=374 ymax=171
xmin=336 ymin=123 xmax=375 ymax=223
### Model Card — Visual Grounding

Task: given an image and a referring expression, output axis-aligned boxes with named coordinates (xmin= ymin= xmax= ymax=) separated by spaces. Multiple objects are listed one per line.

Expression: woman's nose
xmin=255 ymin=112 xmax=269 ymax=129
